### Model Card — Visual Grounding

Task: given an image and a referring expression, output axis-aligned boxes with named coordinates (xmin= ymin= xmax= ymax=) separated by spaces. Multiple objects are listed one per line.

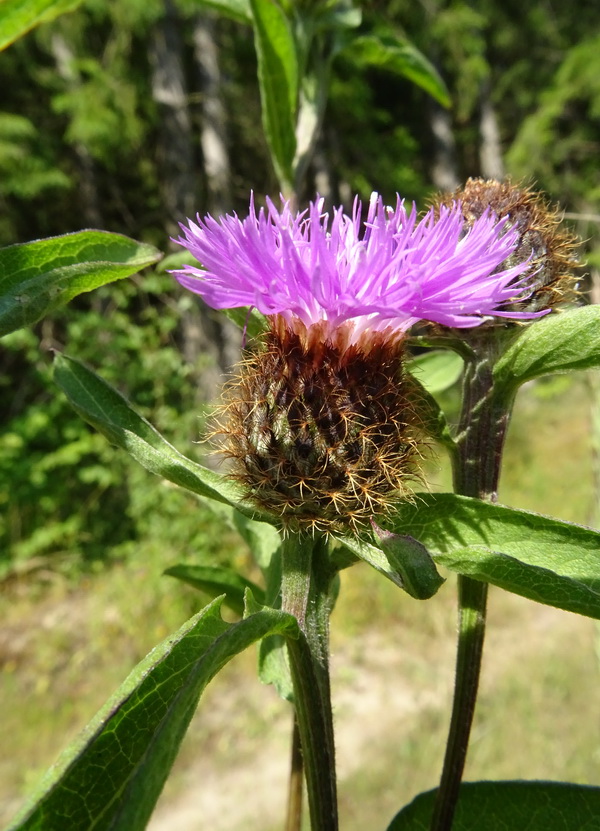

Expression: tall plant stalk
xmin=281 ymin=533 xmax=338 ymax=831
xmin=431 ymin=334 xmax=513 ymax=830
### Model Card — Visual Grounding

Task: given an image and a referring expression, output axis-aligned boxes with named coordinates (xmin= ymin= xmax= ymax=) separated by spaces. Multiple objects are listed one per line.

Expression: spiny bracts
xmin=435 ymin=178 xmax=582 ymax=315
xmin=214 ymin=317 xmax=424 ymax=534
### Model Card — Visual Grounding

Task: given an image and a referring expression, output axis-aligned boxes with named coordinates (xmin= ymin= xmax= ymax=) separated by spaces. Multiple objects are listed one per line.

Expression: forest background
xmin=2 ymin=0 xmax=600 ymax=828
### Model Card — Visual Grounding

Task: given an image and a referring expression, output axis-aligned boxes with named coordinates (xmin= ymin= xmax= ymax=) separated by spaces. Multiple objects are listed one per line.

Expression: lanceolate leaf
xmin=406 ymin=351 xmax=460 ymax=451
xmin=387 ymin=781 xmax=600 ymax=830
xmin=337 ymin=534 xmax=410 ymax=591
xmin=7 ymin=597 xmax=298 ymax=831
xmin=232 ymin=511 xmax=282 ymax=570
xmin=53 ymin=353 xmax=270 ymax=521
xmin=386 ymin=493 xmax=600 ymax=619
xmin=0 ymin=232 xmax=162 ymax=337
xmin=191 ymin=0 xmax=251 ymax=25
xmin=165 ymin=564 xmax=266 ymax=615
xmin=371 ymin=524 xmax=445 ymax=600
xmin=0 ymin=0 xmax=81 ymax=51
xmin=249 ymin=0 xmax=298 ymax=190
xmin=349 ymin=33 xmax=450 ymax=107
xmin=493 ymin=306 xmax=600 ymax=397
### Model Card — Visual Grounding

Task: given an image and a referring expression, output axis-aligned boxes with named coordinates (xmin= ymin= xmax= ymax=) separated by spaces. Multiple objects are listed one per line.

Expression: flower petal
xmin=172 ymin=192 xmax=541 ymax=337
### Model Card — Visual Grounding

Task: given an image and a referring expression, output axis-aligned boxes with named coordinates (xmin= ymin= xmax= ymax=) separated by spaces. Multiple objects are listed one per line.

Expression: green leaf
xmin=232 ymin=511 xmax=282 ymax=570
xmin=165 ymin=564 xmax=266 ymax=615
xmin=188 ymin=0 xmax=251 ymax=25
xmin=388 ymin=493 xmax=600 ymax=619
xmin=387 ymin=781 xmax=600 ymax=830
xmin=53 ymin=352 xmax=269 ymax=520
xmin=250 ymin=0 xmax=298 ymax=190
xmin=0 ymin=0 xmax=81 ymax=50
xmin=405 ymin=361 xmax=457 ymax=452
xmin=222 ymin=305 xmax=269 ymax=341
xmin=316 ymin=3 xmax=361 ymax=33
xmin=413 ymin=379 xmax=456 ymax=451
xmin=258 ymin=631 xmax=294 ymax=701
xmin=494 ymin=306 xmax=600 ymax=397
xmin=349 ymin=33 xmax=450 ymax=107
xmin=7 ymin=597 xmax=298 ymax=831
xmin=336 ymin=534 xmax=412 ymax=591
xmin=0 ymin=231 xmax=162 ymax=338
xmin=408 ymin=350 xmax=463 ymax=394
xmin=371 ymin=523 xmax=445 ymax=600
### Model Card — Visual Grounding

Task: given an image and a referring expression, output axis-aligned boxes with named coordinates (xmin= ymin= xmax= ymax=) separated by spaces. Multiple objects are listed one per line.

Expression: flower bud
xmin=434 ymin=178 xmax=581 ymax=315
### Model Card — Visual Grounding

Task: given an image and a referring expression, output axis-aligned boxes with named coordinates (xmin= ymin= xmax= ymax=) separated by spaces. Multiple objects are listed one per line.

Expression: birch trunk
xmin=429 ymin=101 xmax=460 ymax=191
xmin=478 ymin=79 xmax=504 ymax=180
xmin=50 ymin=33 xmax=102 ymax=227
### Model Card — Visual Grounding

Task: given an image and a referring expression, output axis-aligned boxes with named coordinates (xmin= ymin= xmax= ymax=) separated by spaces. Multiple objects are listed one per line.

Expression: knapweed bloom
xmin=173 ymin=193 xmax=539 ymax=533
xmin=434 ymin=178 xmax=581 ymax=315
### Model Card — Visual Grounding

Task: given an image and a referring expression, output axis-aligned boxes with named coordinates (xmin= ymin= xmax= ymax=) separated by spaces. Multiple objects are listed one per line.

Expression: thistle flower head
xmin=174 ymin=192 xmax=546 ymax=340
xmin=172 ymin=191 xmax=548 ymax=534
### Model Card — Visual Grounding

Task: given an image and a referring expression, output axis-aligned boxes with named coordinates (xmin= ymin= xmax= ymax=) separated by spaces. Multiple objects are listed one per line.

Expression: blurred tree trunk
xmin=148 ymin=0 xmax=196 ymax=234
xmin=193 ymin=14 xmax=232 ymax=216
xmin=429 ymin=100 xmax=460 ymax=192
xmin=50 ymin=33 xmax=102 ymax=227
xmin=149 ymin=2 xmax=240 ymax=408
xmin=193 ymin=14 xmax=241 ymax=373
xmin=478 ymin=79 xmax=504 ymax=180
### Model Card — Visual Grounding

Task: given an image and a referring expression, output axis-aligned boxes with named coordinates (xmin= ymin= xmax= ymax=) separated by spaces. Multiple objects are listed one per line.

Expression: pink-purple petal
xmin=172 ymin=192 xmax=542 ymax=337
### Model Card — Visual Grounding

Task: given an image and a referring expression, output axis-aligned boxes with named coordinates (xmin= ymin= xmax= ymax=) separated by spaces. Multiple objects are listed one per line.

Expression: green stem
xmin=285 ymin=714 xmax=304 ymax=831
xmin=281 ymin=533 xmax=338 ymax=831
xmin=431 ymin=337 xmax=513 ymax=831
xmin=430 ymin=576 xmax=488 ymax=831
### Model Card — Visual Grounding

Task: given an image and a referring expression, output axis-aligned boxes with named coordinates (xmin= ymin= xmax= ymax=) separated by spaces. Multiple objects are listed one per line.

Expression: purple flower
xmin=173 ymin=193 xmax=546 ymax=340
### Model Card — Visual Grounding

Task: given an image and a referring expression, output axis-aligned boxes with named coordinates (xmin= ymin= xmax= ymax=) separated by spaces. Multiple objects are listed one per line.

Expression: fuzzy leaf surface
xmin=388 ymin=493 xmax=600 ymax=619
xmin=250 ymin=0 xmax=298 ymax=189
xmin=387 ymin=781 xmax=600 ymax=830
xmin=258 ymin=632 xmax=294 ymax=702
xmin=350 ymin=33 xmax=450 ymax=107
xmin=494 ymin=306 xmax=600 ymax=396
xmin=337 ymin=535 xmax=410 ymax=591
xmin=165 ymin=564 xmax=266 ymax=615
xmin=0 ymin=0 xmax=81 ymax=50
xmin=7 ymin=597 xmax=298 ymax=831
xmin=0 ymin=232 xmax=161 ymax=337
xmin=53 ymin=353 xmax=268 ymax=519
xmin=371 ymin=525 xmax=445 ymax=599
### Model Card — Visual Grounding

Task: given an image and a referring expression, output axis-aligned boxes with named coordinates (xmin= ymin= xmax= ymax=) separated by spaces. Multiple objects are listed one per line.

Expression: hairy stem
xmin=281 ymin=533 xmax=338 ymax=831
xmin=431 ymin=338 xmax=513 ymax=831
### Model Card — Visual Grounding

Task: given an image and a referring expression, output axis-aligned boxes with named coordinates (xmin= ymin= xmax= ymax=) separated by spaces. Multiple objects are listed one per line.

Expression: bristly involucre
xmin=215 ymin=317 xmax=423 ymax=534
